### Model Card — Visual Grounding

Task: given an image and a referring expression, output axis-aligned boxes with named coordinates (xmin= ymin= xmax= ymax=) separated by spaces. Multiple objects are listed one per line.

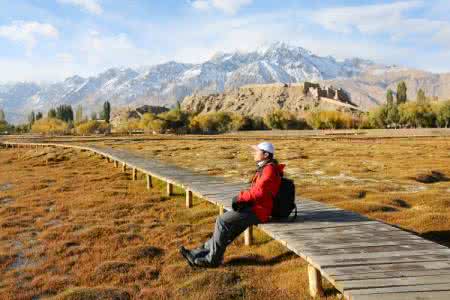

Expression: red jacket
xmin=237 ymin=162 xmax=285 ymax=223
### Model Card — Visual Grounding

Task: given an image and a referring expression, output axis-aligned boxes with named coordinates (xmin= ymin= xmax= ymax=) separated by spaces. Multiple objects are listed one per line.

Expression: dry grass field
xmin=0 ymin=146 xmax=339 ymax=300
xmin=1 ymin=132 xmax=449 ymax=299
xmin=93 ymin=136 xmax=450 ymax=247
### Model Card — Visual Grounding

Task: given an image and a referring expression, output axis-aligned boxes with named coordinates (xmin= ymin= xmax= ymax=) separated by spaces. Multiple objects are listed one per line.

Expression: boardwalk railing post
xmin=132 ymin=168 xmax=137 ymax=180
xmin=114 ymin=161 xmax=118 ymax=168
xmin=244 ymin=226 xmax=253 ymax=246
xmin=146 ymin=174 xmax=153 ymax=189
xmin=166 ymin=182 xmax=173 ymax=196
xmin=308 ymin=264 xmax=324 ymax=298
xmin=186 ymin=189 xmax=193 ymax=208
xmin=122 ymin=163 xmax=126 ymax=172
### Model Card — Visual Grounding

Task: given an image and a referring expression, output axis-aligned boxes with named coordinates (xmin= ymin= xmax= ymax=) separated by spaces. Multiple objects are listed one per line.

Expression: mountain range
xmin=1 ymin=42 xmax=449 ymax=124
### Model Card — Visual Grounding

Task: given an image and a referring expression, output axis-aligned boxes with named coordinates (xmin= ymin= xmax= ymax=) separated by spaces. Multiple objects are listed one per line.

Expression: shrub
xmin=251 ymin=116 xmax=267 ymax=130
xmin=307 ymin=110 xmax=357 ymax=129
xmin=398 ymin=102 xmax=436 ymax=128
xmin=115 ymin=118 xmax=141 ymax=134
xmin=75 ymin=120 xmax=111 ymax=135
xmin=434 ymin=100 xmax=450 ymax=128
xmin=229 ymin=114 xmax=270 ymax=131
xmin=264 ymin=110 xmax=309 ymax=129
xmin=189 ymin=112 xmax=233 ymax=134
xmin=0 ymin=120 xmax=14 ymax=134
xmin=31 ymin=118 xmax=69 ymax=135
xmin=157 ymin=108 xmax=190 ymax=133
xmin=358 ymin=113 xmax=373 ymax=129
xmin=138 ymin=113 xmax=157 ymax=133
xmin=367 ymin=106 xmax=388 ymax=129
xmin=149 ymin=118 xmax=169 ymax=133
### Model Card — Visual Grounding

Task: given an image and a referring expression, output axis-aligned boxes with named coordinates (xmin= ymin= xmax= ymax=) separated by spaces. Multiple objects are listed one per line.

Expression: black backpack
xmin=271 ymin=175 xmax=297 ymax=221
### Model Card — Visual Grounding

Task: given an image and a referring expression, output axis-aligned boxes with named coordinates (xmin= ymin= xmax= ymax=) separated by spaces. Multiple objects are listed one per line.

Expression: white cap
xmin=251 ymin=142 xmax=275 ymax=154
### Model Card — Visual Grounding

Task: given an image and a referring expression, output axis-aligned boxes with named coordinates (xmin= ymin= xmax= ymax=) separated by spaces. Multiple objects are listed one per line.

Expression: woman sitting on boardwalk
xmin=180 ymin=141 xmax=285 ymax=268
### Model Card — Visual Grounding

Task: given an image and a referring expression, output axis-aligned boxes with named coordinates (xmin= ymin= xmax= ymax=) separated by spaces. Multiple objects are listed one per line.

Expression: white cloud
xmin=311 ymin=1 xmax=423 ymax=34
xmin=78 ymin=30 xmax=157 ymax=70
xmin=433 ymin=25 xmax=450 ymax=47
xmin=310 ymin=1 xmax=450 ymax=52
xmin=58 ymin=0 xmax=103 ymax=15
xmin=190 ymin=0 xmax=252 ymax=14
xmin=191 ymin=0 xmax=210 ymax=11
xmin=56 ymin=53 xmax=74 ymax=64
xmin=0 ymin=21 xmax=58 ymax=55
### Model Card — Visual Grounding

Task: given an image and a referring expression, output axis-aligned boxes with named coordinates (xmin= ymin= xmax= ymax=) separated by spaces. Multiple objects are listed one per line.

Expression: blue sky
xmin=0 ymin=0 xmax=449 ymax=82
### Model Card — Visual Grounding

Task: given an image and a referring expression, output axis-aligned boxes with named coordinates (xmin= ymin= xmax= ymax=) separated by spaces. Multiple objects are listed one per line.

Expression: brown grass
xmin=0 ymin=147 xmax=339 ymax=299
xmin=88 ymin=136 xmax=450 ymax=247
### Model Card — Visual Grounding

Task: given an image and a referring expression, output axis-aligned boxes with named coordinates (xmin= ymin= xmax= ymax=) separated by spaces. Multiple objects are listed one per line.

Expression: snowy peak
xmin=0 ymin=42 xmax=420 ymax=124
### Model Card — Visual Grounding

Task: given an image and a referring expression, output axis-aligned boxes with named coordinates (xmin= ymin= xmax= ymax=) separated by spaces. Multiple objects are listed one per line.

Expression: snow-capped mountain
xmin=0 ymin=42 xmax=447 ymax=124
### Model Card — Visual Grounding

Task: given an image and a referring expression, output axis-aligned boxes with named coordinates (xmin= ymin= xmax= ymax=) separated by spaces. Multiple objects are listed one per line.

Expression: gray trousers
xmin=191 ymin=206 xmax=260 ymax=265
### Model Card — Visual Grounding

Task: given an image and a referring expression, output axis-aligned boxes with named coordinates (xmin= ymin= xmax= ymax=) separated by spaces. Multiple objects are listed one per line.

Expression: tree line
xmin=1 ymin=82 xmax=450 ymax=135
xmin=368 ymin=81 xmax=450 ymax=128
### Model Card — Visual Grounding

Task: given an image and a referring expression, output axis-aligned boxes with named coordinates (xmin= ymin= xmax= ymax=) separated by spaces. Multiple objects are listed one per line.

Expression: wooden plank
xmin=337 ymin=274 xmax=450 ymax=291
xmin=166 ymin=182 xmax=173 ymax=196
xmin=272 ymin=229 xmax=422 ymax=240
xmin=312 ymin=249 xmax=450 ymax=262
xmin=316 ymin=254 xmax=450 ymax=268
xmin=283 ymin=236 xmax=428 ymax=249
xmin=186 ymin=190 xmax=193 ymax=208
xmin=260 ymin=221 xmax=379 ymax=231
xmin=308 ymin=264 xmax=324 ymax=297
xmin=244 ymin=226 xmax=253 ymax=246
xmin=345 ymin=283 xmax=450 ymax=298
xmin=291 ymin=243 xmax=442 ymax=256
xmin=146 ymin=174 xmax=153 ymax=189
xmin=262 ymin=222 xmax=402 ymax=234
xmin=333 ymin=268 xmax=450 ymax=281
xmin=351 ymin=290 xmax=450 ymax=300
xmin=324 ymin=261 xmax=450 ymax=276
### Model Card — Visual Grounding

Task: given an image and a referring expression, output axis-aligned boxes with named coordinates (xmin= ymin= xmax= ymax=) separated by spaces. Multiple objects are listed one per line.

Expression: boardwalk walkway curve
xmin=2 ymin=141 xmax=450 ymax=300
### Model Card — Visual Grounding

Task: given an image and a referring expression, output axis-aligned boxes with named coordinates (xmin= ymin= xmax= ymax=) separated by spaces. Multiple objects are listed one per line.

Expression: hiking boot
xmin=179 ymin=246 xmax=196 ymax=267
xmin=193 ymin=257 xmax=220 ymax=268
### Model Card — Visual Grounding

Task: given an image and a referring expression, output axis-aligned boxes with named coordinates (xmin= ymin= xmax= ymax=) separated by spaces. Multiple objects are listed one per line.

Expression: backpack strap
xmin=290 ymin=204 xmax=297 ymax=222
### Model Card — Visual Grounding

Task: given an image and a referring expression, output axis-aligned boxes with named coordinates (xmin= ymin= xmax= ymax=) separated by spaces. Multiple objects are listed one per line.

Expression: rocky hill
xmin=1 ymin=42 xmax=449 ymax=124
xmin=182 ymin=82 xmax=361 ymax=117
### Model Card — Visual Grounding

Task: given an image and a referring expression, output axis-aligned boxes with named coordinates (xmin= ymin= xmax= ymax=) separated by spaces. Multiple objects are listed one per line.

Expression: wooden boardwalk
xmin=2 ymin=141 xmax=450 ymax=299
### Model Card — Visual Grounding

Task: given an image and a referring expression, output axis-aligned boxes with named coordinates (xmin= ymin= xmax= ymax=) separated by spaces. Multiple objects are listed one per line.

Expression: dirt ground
xmin=0 ymin=147 xmax=339 ymax=300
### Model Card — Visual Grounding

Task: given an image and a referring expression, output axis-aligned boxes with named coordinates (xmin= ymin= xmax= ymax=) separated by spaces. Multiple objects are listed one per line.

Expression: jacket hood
xmin=256 ymin=160 xmax=285 ymax=176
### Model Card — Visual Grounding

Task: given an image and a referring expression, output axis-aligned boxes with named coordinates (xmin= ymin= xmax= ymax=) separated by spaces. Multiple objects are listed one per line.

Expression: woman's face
xmin=253 ymin=149 xmax=267 ymax=162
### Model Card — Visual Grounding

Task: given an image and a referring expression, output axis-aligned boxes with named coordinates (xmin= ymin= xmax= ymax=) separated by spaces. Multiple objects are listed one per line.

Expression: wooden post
xmin=186 ymin=190 xmax=193 ymax=208
xmin=114 ymin=161 xmax=118 ymax=168
xmin=122 ymin=163 xmax=126 ymax=172
xmin=132 ymin=168 xmax=137 ymax=180
xmin=219 ymin=206 xmax=225 ymax=215
xmin=308 ymin=264 xmax=324 ymax=298
xmin=244 ymin=226 xmax=253 ymax=246
xmin=146 ymin=174 xmax=153 ymax=189
xmin=166 ymin=182 xmax=173 ymax=196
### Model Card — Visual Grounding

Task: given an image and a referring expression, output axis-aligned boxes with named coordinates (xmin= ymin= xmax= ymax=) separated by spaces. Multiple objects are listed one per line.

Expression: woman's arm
xmin=237 ymin=165 xmax=276 ymax=203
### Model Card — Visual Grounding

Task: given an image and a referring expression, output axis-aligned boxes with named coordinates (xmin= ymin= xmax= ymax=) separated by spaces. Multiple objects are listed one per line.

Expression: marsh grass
xmin=108 ymin=137 xmax=450 ymax=248
xmin=0 ymin=147 xmax=337 ymax=299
